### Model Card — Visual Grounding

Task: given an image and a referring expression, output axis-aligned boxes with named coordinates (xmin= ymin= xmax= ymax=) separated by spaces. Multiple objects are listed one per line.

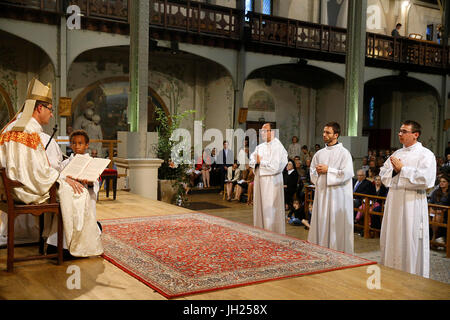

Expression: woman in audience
xmin=367 ymin=166 xmax=379 ymax=183
xmin=283 ymin=160 xmax=299 ymax=210
xmin=371 ymin=175 xmax=388 ymax=229
xmin=225 ymin=161 xmax=240 ymax=201
xmin=233 ymin=164 xmax=253 ymax=202
xmin=429 ymin=175 xmax=450 ymax=246
xmin=201 ymin=148 xmax=212 ymax=188
xmin=247 ymin=167 xmax=255 ymax=205
xmin=288 ymin=136 xmax=301 ymax=161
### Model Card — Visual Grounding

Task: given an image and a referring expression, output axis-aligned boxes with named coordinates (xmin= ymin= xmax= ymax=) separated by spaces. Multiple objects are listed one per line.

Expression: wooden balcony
xmin=0 ymin=0 xmax=448 ymax=73
xmin=150 ymin=0 xmax=240 ymax=40
xmin=246 ymin=11 xmax=448 ymax=74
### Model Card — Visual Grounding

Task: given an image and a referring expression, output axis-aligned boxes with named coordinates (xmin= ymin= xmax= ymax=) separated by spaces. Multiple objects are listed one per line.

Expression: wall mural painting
xmin=0 ymin=46 xmax=19 ymax=126
xmin=0 ymin=92 xmax=11 ymax=129
xmin=248 ymin=90 xmax=275 ymax=112
xmin=72 ymin=81 xmax=128 ymax=157
xmin=71 ymin=79 xmax=170 ymax=157
xmin=0 ymin=84 xmax=15 ymax=130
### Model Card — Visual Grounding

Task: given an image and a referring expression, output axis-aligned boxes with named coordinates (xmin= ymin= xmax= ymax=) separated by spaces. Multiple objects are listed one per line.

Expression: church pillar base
xmin=114 ymin=157 xmax=163 ymax=200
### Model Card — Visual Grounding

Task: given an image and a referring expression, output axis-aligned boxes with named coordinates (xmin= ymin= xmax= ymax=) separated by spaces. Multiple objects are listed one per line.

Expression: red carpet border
xmin=101 ymin=212 xmax=376 ymax=298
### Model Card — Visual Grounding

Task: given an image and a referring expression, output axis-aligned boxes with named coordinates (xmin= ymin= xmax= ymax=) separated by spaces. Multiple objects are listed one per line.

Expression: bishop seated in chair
xmin=0 ymin=78 xmax=103 ymax=258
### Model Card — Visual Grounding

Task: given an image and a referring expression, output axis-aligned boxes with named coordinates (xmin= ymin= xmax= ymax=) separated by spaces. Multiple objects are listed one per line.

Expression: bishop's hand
xmin=65 ymin=176 xmax=85 ymax=194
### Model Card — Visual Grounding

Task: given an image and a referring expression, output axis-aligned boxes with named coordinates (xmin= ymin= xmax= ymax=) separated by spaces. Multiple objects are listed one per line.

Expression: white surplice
xmin=0 ymin=117 xmax=103 ymax=256
xmin=47 ymin=153 xmax=102 ymax=251
xmin=249 ymin=138 xmax=288 ymax=234
xmin=0 ymin=117 xmax=59 ymax=245
xmin=379 ymin=142 xmax=435 ymax=278
xmin=308 ymin=143 xmax=354 ymax=254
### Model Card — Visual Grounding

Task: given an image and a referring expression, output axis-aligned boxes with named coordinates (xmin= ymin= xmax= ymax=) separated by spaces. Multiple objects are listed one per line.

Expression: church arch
xmin=364 ymin=75 xmax=441 ymax=153
xmin=244 ymin=63 xmax=345 ymax=148
xmin=71 ymin=76 xmax=170 ymax=140
xmin=0 ymin=85 xmax=14 ymax=130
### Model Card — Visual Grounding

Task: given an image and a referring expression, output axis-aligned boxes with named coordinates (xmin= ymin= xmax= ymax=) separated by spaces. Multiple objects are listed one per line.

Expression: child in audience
xmin=287 ymin=199 xmax=310 ymax=229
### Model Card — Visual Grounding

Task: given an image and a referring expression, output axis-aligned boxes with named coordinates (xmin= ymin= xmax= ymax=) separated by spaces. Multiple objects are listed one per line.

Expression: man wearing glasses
xmin=249 ymin=123 xmax=288 ymax=234
xmin=379 ymin=120 xmax=436 ymax=278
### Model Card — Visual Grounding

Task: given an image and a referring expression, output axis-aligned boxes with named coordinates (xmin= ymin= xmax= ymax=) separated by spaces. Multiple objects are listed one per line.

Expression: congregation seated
xmin=370 ymin=175 xmax=388 ymax=229
xmin=428 ymin=174 xmax=449 ymax=246
xmin=209 ymin=147 xmax=221 ymax=186
xmin=353 ymin=169 xmax=376 ymax=224
xmin=200 ymin=148 xmax=212 ymax=188
xmin=186 ymin=164 xmax=201 ymax=192
xmin=225 ymin=161 xmax=240 ymax=201
xmin=233 ymin=164 xmax=255 ymax=203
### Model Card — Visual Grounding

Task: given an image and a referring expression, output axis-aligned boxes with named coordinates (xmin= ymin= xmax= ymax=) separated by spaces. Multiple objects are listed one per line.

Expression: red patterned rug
xmin=101 ymin=213 xmax=376 ymax=298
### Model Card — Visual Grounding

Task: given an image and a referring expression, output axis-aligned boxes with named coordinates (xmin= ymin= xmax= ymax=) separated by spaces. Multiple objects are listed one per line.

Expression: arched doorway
xmin=71 ymin=76 xmax=170 ymax=141
xmin=0 ymin=85 xmax=14 ymax=130
xmin=364 ymin=76 xmax=440 ymax=153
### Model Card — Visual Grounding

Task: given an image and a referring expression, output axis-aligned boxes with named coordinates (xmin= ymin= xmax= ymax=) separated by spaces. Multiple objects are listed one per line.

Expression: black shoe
xmin=97 ymin=221 xmax=103 ymax=233
xmin=47 ymin=244 xmax=78 ymax=261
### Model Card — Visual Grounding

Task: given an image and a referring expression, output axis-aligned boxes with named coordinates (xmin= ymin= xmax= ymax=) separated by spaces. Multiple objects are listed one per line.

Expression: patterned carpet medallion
xmin=101 ymin=213 xmax=376 ymax=298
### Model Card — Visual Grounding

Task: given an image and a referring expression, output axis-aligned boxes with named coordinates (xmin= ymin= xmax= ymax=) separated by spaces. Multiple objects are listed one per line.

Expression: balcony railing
xmin=1 ymin=0 xmax=448 ymax=71
xmin=149 ymin=0 xmax=240 ymax=39
xmin=0 ymin=0 xmax=59 ymax=11
xmin=246 ymin=11 xmax=448 ymax=70
xmin=68 ymin=0 xmax=129 ymax=23
xmin=247 ymin=11 xmax=347 ymax=54
xmin=366 ymin=32 xmax=448 ymax=68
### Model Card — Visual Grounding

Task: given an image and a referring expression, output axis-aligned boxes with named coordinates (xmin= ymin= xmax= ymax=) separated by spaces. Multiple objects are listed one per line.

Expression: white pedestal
xmin=114 ymin=157 xmax=163 ymax=200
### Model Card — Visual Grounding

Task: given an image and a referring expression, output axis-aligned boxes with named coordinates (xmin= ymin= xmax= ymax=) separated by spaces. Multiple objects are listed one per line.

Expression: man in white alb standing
xmin=249 ymin=123 xmax=288 ymax=234
xmin=308 ymin=122 xmax=354 ymax=254
xmin=379 ymin=120 xmax=435 ymax=277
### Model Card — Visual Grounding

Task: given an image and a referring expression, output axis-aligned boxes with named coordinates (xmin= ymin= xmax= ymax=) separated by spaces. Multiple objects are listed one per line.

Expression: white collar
xmin=403 ymin=141 xmax=421 ymax=151
xmin=325 ymin=142 xmax=341 ymax=150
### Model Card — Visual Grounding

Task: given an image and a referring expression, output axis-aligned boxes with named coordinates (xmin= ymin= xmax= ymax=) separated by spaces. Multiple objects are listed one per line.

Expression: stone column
xmin=57 ymin=16 xmax=68 ymax=153
xmin=342 ymin=0 xmax=368 ymax=171
xmin=344 ymin=0 xmax=366 ymax=137
xmin=128 ymin=0 xmax=149 ymax=158
xmin=116 ymin=1 xmax=163 ymax=200
xmin=234 ymin=0 xmax=246 ymax=131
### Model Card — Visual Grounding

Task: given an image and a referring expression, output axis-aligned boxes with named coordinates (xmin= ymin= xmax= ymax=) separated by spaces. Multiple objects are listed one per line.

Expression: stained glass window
xmin=245 ymin=0 xmax=254 ymax=21
xmin=369 ymin=97 xmax=375 ymax=127
xmin=262 ymin=0 xmax=272 ymax=15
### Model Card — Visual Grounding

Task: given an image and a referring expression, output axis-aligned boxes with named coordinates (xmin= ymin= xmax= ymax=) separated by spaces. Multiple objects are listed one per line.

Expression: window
xmin=369 ymin=97 xmax=375 ymax=127
xmin=262 ymin=0 xmax=272 ymax=15
xmin=245 ymin=0 xmax=254 ymax=21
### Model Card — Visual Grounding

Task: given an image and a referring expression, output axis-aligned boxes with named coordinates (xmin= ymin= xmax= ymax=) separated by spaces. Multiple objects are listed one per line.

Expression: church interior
xmin=0 ymin=0 xmax=449 ymax=301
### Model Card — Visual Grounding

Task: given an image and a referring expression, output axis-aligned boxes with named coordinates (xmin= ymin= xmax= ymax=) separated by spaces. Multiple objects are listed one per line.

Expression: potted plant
xmin=154 ymin=106 xmax=195 ymax=206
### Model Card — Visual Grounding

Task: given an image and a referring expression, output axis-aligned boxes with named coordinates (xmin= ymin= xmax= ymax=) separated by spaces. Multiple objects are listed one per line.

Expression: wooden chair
xmin=0 ymin=168 xmax=63 ymax=272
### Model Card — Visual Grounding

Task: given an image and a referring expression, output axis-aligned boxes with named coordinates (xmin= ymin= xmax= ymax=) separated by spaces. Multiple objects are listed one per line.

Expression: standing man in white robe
xmin=379 ymin=120 xmax=436 ymax=278
xmin=249 ymin=123 xmax=288 ymax=234
xmin=308 ymin=122 xmax=354 ymax=254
